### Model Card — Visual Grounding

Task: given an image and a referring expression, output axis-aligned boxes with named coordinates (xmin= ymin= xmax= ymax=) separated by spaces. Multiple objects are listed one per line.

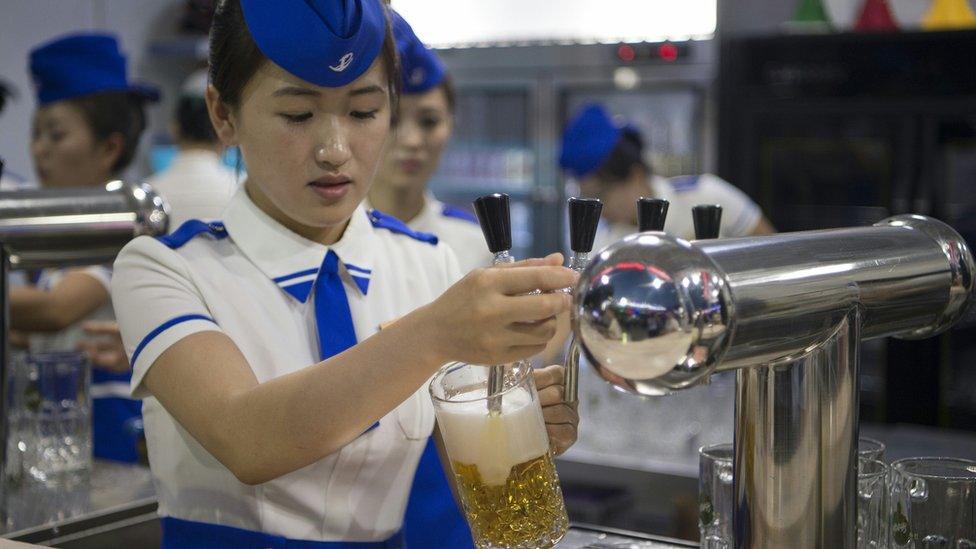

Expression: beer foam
xmin=437 ymin=387 xmax=550 ymax=486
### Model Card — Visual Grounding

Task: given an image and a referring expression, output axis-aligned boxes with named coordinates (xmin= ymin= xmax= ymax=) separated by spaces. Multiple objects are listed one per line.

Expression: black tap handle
xmin=568 ymin=197 xmax=603 ymax=253
xmin=693 ymin=204 xmax=723 ymax=239
xmin=474 ymin=193 xmax=512 ymax=253
xmin=637 ymin=197 xmax=669 ymax=232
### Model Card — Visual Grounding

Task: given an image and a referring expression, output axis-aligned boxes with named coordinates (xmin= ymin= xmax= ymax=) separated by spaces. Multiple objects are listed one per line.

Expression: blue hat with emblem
xmin=390 ymin=10 xmax=446 ymax=94
xmin=559 ymin=103 xmax=636 ymax=178
xmin=240 ymin=0 xmax=389 ymax=88
xmin=30 ymin=33 xmax=160 ymax=106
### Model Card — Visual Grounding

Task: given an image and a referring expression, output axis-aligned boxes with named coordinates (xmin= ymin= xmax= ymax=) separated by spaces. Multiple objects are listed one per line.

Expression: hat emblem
xmin=409 ymin=68 xmax=426 ymax=86
xmin=330 ymin=52 xmax=354 ymax=72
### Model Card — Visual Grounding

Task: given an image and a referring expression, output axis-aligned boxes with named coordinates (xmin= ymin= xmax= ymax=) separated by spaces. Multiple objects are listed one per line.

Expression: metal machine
xmin=0 ymin=182 xmax=168 ymax=497
xmin=573 ymin=215 xmax=974 ymax=547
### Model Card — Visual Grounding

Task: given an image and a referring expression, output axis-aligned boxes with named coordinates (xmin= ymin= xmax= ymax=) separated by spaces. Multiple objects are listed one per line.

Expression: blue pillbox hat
xmin=240 ymin=0 xmax=389 ymax=88
xmin=559 ymin=103 xmax=637 ymax=178
xmin=391 ymin=10 xmax=446 ymax=94
xmin=30 ymin=33 xmax=160 ymax=106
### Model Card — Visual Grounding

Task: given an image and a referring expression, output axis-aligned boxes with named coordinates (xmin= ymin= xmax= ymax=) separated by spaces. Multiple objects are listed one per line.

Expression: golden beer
xmin=452 ymin=453 xmax=569 ymax=549
xmin=431 ymin=361 xmax=570 ymax=549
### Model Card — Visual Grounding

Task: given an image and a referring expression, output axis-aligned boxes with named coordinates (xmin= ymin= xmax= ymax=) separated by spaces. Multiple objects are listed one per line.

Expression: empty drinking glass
xmin=699 ymin=443 xmax=734 ymax=549
xmin=859 ymin=437 xmax=886 ymax=462
xmin=7 ymin=352 xmax=93 ymax=485
xmin=890 ymin=457 xmax=976 ymax=548
xmin=858 ymin=458 xmax=888 ymax=549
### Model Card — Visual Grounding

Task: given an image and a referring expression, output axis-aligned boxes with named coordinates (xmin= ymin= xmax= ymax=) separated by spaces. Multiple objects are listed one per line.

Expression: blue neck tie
xmin=314 ymin=250 xmax=358 ymax=360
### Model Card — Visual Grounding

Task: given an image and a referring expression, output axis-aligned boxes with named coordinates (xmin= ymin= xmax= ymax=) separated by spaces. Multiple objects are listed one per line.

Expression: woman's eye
xmin=351 ymin=110 xmax=378 ymax=120
xmin=419 ymin=117 xmax=441 ymax=130
xmin=281 ymin=112 xmax=313 ymax=123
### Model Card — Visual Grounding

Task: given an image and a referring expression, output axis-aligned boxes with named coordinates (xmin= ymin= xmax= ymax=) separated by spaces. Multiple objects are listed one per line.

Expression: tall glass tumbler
xmin=25 ymin=352 xmax=92 ymax=484
xmin=431 ymin=360 xmax=569 ymax=549
xmin=858 ymin=458 xmax=888 ymax=549
xmin=699 ymin=443 xmax=734 ymax=549
xmin=890 ymin=457 xmax=976 ymax=548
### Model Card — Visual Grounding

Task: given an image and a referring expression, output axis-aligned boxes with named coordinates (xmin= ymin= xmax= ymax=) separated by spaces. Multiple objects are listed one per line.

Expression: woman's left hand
xmin=532 ymin=365 xmax=579 ymax=456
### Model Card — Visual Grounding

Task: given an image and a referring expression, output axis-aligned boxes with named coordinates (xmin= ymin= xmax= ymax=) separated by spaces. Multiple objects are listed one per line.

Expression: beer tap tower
xmin=474 ymin=193 xmax=516 ymax=412
xmin=573 ymin=211 xmax=974 ymax=548
xmin=563 ymin=198 xmax=603 ymax=404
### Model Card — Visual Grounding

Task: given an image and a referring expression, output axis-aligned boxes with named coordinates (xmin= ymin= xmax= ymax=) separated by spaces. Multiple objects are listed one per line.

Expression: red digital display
xmin=616 ymin=44 xmax=637 ymax=62
xmin=658 ymin=42 xmax=679 ymax=62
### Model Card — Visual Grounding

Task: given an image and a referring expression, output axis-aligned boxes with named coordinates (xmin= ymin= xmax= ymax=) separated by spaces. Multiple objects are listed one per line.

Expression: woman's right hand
xmin=423 ymin=253 xmax=578 ymax=365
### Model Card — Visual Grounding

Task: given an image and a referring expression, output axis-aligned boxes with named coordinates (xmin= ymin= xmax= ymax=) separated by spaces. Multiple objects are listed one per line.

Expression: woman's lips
xmin=308 ymin=176 xmax=352 ymax=201
xmin=398 ymin=159 xmax=423 ymax=175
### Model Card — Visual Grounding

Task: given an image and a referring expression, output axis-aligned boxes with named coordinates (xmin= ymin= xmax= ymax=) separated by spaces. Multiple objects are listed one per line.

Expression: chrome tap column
xmin=0 ymin=181 xmax=168 ymax=490
xmin=572 ymin=215 xmax=974 ymax=548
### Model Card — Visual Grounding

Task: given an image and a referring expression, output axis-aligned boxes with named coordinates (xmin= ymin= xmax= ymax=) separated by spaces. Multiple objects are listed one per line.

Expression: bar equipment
xmin=430 ymin=361 xmax=569 ymax=548
xmin=889 ymin=457 xmax=976 ymax=548
xmin=563 ymin=197 xmax=602 ymax=405
xmin=474 ymin=193 xmax=515 ymax=413
xmin=1 ymin=181 xmax=168 ymax=496
xmin=638 ymin=198 xmax=669 ymax=233
xmin=858 ymin=437 xmax=886 ymax=462
xmin=572 ymin=214 xmax=974 ymax=548
xmin=692 ymin=204 xmax=722 ymax=240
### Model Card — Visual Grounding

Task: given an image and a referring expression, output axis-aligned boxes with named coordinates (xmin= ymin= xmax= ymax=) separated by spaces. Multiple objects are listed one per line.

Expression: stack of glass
xmin=698 ymin=439 xmax=976 ymax=548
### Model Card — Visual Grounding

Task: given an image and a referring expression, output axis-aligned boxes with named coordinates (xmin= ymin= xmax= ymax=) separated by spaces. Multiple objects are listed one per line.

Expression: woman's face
xmin=579 ymin=173 xmax=636 ymax=225
xmin=31 ymin=102 xmax=117 ymax=188
xmin=217 ymin=59 xmax=392 ymax=240
xmin=373 ymin=86 xmax=453 ymax=194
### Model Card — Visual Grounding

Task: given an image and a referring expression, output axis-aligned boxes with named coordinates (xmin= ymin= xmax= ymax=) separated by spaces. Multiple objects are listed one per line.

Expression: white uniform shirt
xmin=111 ymin=189 xmax=462 ymax=541
xmin=143 ymin=150 xmax=239 ymax=231
xmin=366 ymin=193 xmax=492 ymax=274
xmin=594 ymin=173 xmax=763 ymax=251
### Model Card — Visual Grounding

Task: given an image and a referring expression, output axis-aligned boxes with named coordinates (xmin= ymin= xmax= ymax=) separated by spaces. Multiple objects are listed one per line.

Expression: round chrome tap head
xmin=573 ymin=232 xmax=734 ymax=395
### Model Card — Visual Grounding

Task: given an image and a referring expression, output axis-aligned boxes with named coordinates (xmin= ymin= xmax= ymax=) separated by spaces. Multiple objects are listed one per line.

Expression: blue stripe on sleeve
xmin=130 ymin=314 xmax=216 ymax=367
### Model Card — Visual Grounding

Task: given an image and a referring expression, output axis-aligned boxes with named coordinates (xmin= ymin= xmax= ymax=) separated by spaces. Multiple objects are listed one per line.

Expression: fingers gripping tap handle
xmin=637 ymin=197 xmax=669 ymax=232
xmin=564 ymin=197 xmax=603 ymax=404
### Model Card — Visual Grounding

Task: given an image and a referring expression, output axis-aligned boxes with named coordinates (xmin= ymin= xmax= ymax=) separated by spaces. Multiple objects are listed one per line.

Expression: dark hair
xmin=209 ymin=0 xmax=400 ymax=121
xmin=593 ymin=127 xmax=650 ymax=184
xmin=438 ymin=75 xmax=456 ymax=114
xmin=176 ymin=96 xmax=216 ymax=142
xmin=67 ymin=91 xmax=148 ymax=173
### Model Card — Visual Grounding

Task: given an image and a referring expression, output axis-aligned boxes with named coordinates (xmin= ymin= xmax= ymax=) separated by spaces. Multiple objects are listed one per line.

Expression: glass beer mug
xmin=430 ymin=360 xmax=569 ymax=549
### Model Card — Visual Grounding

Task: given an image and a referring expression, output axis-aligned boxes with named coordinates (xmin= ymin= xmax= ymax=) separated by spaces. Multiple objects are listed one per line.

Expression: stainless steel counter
xmin=1 ymin=460 xmax=156 ymax=545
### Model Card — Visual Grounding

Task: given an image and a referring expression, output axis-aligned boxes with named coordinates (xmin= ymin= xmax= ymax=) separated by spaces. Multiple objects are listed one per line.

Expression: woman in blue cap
xmin=9 ymin=32 xmax=159 ymax=464
xmin=559 ymin=103 xmax=774 ymax=247
xmin=110 ymin=0 xmax=578 ymax=546
xmin=366 ymin=13 xmax=486 ymax=549
xmin=366 ymin=13 xmax=492 ymax=275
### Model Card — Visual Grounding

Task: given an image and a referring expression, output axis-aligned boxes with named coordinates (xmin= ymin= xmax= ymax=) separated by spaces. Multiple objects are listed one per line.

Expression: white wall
xmin=0 ymin=0 xmax=186 ymax=184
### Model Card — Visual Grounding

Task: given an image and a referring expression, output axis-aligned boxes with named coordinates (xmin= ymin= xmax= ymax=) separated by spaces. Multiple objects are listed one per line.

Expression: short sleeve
xmin=111 ymin=237 xmax=222 ymax=398
xmin=80 ymin=265 xmax=113 ymax=293
xmin=697 ymin=174 xmax=762 ymax=238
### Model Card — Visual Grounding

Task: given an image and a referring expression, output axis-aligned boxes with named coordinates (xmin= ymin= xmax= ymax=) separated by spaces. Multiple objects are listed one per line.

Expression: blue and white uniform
xmin=112 ymin=190 xmax=462 ymax=544
xmin=593 ymin=173 xmax=763 ymax=249
xmin=388 ymin=12 xmax=481 ymax=548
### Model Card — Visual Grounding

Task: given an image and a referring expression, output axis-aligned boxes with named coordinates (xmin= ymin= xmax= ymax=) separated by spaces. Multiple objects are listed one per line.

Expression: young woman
xmin=366 ymin=13 xmax=492 ymax=274
xmin=370 ymin=14 xmax=485 ymax=548
xmin=110 ymin=0 xmax=577 ymax=545
xmin=560 ymin=103 xmax=775 ymax=248
xmin=11 ymin=32 xmax=158 ymax=463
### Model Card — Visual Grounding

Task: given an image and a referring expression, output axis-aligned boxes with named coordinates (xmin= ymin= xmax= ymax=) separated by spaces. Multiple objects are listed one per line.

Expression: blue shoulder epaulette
xmin=669 ymin=175 xmax=700 ymax=193
xmin=441 ymin=204 xmax=478 ymax=225
xmin=157 ymin=220 xmax=228 ymax=249
xmin=368 ymin=209 xmax=438 ymax=245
